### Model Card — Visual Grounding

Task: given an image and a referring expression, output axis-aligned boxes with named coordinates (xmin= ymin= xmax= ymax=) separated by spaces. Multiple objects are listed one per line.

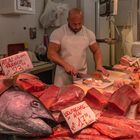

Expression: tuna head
xmin=0 ymin=87 xmax=56 ymax=137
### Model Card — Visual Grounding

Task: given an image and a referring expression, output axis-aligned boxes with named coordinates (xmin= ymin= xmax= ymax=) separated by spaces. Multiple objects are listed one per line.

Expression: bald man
xmin=48 ymin=8 xmax=109 ymax=87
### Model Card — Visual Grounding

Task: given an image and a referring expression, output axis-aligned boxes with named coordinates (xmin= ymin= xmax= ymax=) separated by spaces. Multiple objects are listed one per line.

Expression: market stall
xmin=0 ymin=52 xmax=140 ymax=140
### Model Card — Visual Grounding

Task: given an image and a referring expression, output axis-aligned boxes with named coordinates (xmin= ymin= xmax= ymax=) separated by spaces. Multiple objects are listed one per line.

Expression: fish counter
xmin=0 ymin=69 xmax=140 ymax=140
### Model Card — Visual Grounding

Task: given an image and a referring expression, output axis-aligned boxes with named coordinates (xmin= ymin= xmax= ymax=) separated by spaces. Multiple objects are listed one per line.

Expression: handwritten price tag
xmin=61 ymin=101 xmax=96 ymax=133
xmin=0 ymin=51 xmax=33 ymax=77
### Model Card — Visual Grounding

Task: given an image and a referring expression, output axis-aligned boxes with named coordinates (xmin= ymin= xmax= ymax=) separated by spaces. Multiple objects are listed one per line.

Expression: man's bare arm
xmin=48 ymin=42 xmax=77 ymax=75
xmin=89 ymin=42 xmax=109 ymax=76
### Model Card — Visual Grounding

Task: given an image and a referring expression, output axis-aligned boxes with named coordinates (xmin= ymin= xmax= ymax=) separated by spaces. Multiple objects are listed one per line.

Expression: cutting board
xmin=74 ymin=70 xmax=127 ymax=94
xmin=108 ymin=70 xmax=127 ymax=80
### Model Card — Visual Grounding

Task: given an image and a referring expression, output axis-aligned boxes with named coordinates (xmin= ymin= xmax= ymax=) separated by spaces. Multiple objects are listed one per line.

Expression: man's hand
xmin=63 ymin=63 xmax=77 ymax=76
xmin=96 ymin=66 xmax=109 ymax=77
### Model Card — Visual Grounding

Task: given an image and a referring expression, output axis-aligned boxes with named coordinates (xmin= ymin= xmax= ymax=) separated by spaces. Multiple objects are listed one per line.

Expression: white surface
xmin=74 ymin=70 xmax=127 ymax=93
xmin=0 ymin=0 xmax=44 ymax=54
xmin=0 ymin=0 xmax=78 ymax=54
xmin=74 ymin=70 xmax=126 ymax=89
xmin=74 ymin=79 xmax=113 ymax=89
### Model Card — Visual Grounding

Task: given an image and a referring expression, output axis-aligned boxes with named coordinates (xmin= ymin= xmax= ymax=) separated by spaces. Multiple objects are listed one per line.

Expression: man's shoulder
xmin=82 ymin=26 xmax=96 ymax=44
xmin=50 ymin=24 xmax=67 ymax=42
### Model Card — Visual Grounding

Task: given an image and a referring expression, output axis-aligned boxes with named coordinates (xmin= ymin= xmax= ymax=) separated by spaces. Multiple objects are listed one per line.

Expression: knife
xmin=72 ymin=72 xmax=91 ymax=82
xmin=77 ymin=73 xmax=91 ymax=79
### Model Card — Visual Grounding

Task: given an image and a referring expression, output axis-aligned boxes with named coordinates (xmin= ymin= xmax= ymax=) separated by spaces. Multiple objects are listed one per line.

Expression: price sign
xmin=61 ymin=101 xmax=96 ymax=133
xmin=0 ymin=51 xmax=33 ymax=77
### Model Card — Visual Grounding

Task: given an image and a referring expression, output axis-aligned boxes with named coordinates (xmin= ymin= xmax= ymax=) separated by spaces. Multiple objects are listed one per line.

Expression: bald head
xmin=68 ymin=8 xmax=83 ymax=19
xmin=67 ymin=8 xmax=83 ymax=33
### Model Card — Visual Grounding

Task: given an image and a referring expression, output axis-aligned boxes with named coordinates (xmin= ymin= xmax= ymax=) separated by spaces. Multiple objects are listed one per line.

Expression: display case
xmin=0 ymin=0 xmax=35 ymax=14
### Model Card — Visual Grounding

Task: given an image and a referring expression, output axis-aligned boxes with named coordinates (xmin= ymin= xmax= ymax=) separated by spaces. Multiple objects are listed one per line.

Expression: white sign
xmin=61 ymin=101 xmax=96 ymax=133
xmin=0 ymin=51 xmax=33 ymax=77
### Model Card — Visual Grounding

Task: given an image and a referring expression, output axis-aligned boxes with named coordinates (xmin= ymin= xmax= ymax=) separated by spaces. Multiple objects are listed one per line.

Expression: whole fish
xmin=0 ymin=87 xmax=56 ymax=137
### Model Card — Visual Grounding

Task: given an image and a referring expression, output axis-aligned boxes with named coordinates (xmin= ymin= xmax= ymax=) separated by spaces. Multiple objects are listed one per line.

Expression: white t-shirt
xmin=50 ymin=24 xmax=96 ymax=46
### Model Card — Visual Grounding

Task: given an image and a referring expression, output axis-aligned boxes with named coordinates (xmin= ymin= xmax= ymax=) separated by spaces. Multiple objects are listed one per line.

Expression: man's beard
xmin=68 ymin=24 xmax=82 ymax=34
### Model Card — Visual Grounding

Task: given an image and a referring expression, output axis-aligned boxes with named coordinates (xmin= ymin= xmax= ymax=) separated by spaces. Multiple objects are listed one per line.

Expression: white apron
xmin=54 ymin=28 xmax=89 ymax=87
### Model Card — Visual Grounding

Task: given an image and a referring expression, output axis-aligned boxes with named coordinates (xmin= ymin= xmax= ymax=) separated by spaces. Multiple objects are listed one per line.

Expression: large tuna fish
xmin=0 ymin=87 xmax=56 ymax=137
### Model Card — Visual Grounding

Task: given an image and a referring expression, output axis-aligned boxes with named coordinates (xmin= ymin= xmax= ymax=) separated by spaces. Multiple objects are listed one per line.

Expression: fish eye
xmin=31 ymin=101 xmax=40 ymax=108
